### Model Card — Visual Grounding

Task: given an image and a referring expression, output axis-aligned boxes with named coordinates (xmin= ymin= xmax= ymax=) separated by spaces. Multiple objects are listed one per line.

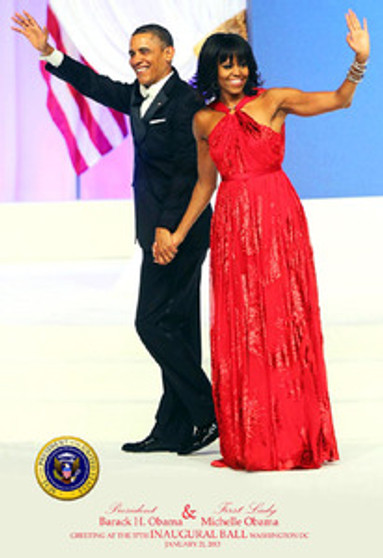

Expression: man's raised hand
xmin=11 ymin=11 xmax=53 ymax=55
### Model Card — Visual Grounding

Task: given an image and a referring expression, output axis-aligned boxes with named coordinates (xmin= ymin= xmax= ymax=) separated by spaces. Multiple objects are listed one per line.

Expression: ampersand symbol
xmin=182 ymin=504 xmax=197 ymax=520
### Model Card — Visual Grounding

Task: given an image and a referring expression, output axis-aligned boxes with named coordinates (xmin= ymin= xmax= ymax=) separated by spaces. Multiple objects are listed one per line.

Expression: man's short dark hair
xmin=132 ymin=24 xmax=174 ymax=48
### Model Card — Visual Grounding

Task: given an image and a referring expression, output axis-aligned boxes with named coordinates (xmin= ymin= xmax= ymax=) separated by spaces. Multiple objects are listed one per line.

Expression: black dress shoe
xmin=121 ymin=435 xmax=178 ymax=453
xmin=177 ymin=421 xmax=219 ymax=455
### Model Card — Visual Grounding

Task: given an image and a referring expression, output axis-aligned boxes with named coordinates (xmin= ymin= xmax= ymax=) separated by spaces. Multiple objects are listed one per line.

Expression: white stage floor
xmin=1 ymin=250 xmax=382 ymax=558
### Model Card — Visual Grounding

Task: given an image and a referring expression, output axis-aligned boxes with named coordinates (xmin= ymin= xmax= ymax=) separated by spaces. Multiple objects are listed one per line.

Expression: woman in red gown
xmin=155 ymin=10 xmax=370 ymax=470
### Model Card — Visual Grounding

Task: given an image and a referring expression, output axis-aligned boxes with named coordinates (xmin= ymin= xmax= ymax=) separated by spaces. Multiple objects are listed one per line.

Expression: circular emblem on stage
xmin=35 ymin=436 xmax=99 ymax=500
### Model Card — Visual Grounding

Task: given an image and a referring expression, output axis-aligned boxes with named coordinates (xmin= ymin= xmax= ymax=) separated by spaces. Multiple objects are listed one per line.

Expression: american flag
xmin=39 ymin=2 xmax=128 ymax=175
xmin=39 ymin=0 xmax=246 ymax=175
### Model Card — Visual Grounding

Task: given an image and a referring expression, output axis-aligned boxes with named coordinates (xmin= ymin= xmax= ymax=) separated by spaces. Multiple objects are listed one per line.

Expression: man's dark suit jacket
xmin=46 ymin=55 xmax=212 ymax=251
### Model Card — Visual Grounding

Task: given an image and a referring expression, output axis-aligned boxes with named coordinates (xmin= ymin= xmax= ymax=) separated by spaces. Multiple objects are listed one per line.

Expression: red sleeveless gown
xmin=208 ymin=94 xmax=339 ymax=470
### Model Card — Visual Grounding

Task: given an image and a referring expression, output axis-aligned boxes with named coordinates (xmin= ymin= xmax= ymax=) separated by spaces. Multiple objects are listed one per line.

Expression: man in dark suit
xmin=12 ymin=11 xmax=218 ymax=454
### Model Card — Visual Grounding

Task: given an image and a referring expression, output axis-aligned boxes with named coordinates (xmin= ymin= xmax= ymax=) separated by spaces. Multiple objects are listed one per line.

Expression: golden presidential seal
xmin=35 ymin=436 xmax=99 ymax=500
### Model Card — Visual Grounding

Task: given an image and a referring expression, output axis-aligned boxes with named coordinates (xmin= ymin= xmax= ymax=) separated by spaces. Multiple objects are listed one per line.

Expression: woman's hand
xmin=152 ymin=229 xmax=185 ymax=266
xmin=345 ymin=9 xmax=370 ymax=63
xmin=11 ymin=11 xmax=53 ymax=55
xmin=152 ymin=228 xmax=178 ymax=265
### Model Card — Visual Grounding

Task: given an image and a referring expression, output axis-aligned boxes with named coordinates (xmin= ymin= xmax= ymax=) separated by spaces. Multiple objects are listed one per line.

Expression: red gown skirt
xmin=208 ymin=96 xmax=339 ymax=470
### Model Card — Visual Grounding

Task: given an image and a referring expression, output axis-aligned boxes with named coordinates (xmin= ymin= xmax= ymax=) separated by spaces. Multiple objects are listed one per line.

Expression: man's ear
xmin=164 ymin=46 xmax=175 ymax=63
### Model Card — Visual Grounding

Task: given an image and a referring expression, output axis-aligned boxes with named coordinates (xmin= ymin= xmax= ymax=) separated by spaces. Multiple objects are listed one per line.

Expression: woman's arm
xmin=153 ymin=110 xmax=218 ymax=265
xmin=173 ymin=117 xmax=217 ymax=245
xmin=271 ymin=10 xmax=370 ymax=119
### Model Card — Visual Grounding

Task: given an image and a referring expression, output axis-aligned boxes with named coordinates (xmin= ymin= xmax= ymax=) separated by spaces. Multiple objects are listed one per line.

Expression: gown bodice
xmin=208 ymin=95 xmax=285 ymax=181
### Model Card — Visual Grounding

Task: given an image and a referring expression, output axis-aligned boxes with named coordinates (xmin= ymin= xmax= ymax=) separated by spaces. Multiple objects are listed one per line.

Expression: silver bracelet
xmin=353 ymin=60 xmax=368 ymax=72
xmin=346 ymin=59 xmax=368 ymax=84
xmin=346 ymin=72 xmax=363 ymax=83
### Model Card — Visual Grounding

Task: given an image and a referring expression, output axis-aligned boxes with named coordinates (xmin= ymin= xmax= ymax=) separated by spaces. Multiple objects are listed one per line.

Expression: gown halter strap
xmin=210 ymin=89 xmax=264 ymax=114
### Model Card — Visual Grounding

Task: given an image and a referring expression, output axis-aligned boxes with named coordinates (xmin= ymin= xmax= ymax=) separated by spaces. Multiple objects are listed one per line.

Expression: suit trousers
xmin=135 ymin=245 xmax=216 ymax=446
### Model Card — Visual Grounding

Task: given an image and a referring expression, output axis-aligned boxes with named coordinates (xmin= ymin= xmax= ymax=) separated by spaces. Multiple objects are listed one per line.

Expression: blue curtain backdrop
xmin=248 ymin=0 xmax=383 ymax=199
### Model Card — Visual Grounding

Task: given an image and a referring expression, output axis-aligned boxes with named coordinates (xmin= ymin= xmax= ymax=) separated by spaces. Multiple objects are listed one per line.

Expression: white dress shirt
xmin=138 ymin=72 xmax=174 ymax=116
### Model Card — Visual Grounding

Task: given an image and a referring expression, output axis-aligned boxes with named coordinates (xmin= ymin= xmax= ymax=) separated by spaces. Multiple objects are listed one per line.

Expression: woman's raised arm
xmin=272 ymin=9 xmax=370 ymax=119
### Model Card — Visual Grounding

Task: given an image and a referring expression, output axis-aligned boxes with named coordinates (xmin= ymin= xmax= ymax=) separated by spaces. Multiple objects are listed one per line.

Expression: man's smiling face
xmin=129 ymin=32 xmax=174 ymax=87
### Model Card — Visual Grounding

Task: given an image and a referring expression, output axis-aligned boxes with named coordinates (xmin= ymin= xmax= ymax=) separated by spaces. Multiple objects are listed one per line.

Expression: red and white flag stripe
xmin=40 ymin=0 xmax=246 ymax=174
xmin=40 ymin=3 xmax=128 ymax=175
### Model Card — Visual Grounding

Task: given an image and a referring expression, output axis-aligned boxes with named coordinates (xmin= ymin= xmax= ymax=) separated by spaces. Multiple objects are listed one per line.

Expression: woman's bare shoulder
xmin=194 ymin=106 xmax=216 ymax=124
xmin=193 ymin=106 xmax=221 ymax=138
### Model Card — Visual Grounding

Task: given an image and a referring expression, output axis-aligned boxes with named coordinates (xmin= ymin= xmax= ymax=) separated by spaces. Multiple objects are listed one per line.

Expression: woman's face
xmin=217 ymin=55 xmax=249 ymax=98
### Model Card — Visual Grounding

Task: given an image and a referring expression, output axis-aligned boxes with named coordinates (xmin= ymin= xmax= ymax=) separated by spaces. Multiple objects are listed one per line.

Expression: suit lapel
xmin=130 ymin=84 xmax=146 ymax=143
xmin=142 ymin=88 xmax=169 ymax=123
xmin=143 ymin=70 xmax=179 ymax=122
xmin=130 ymin=71 xmax=179 ymax=142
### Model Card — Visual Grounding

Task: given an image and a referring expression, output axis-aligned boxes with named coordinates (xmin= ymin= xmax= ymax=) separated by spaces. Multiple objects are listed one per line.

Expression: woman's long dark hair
xmin=194 ymin=33 xmax=262 ymax=103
